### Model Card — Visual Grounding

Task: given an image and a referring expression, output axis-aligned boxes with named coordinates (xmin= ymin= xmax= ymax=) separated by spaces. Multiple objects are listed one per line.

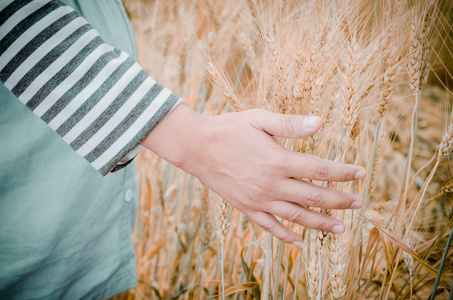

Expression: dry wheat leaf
xmin=357 ymin=210 xmax=451 ymax=292
xmin=208 ymin=282 xmax=260 ymax=298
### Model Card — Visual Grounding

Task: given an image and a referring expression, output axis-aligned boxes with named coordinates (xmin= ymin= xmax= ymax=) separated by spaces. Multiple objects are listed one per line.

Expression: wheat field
xmin=112 ymin=0 xmax=453 ymax=299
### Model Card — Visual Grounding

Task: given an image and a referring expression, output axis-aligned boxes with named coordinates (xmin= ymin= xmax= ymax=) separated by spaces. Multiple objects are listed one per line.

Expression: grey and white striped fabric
xmin=0 ymin=0 xmax=181 ymax=176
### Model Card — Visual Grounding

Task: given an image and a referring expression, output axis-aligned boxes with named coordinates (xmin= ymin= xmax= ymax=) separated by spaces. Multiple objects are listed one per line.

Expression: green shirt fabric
xmin=0 ymin=0 xmax=155 ymax=298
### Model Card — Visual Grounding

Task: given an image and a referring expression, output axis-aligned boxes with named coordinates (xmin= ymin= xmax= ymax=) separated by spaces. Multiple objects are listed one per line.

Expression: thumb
xmin=251 ymin=109 xmax=322 ymax=138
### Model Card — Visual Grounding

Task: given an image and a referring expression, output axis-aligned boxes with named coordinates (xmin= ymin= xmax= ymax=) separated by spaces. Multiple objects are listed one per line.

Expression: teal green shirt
xmin=0 ymin=0 xmax=174 ymax=298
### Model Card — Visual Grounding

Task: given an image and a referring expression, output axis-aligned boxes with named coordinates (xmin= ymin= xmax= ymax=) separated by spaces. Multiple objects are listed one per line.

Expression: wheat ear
xmin=205 ymin=60 xmax=244 ymax=111
xmin=215 ymin=199 xmax=231 ymax=300
xmin=307 ymin=241 xmax=321 ymax=300
xmin=408 ymin=21 xmax=423 ymax=95
xmin=437 ymin=122 xmax=453 ymax=157
xmin=439 ymin=179 xmax=453 ymax=197
xmin=327 ymin=233 xmax=347 ymax=300
xmin=341 ymin=37 xmax=360 ymax=135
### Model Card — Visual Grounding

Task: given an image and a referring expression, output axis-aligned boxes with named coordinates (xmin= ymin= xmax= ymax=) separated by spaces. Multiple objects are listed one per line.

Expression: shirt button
xmin=125 ymin=189 xmax=133 ymax=202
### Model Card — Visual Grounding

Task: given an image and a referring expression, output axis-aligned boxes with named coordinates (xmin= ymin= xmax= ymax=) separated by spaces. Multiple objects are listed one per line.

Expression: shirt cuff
xmin=105 ymin=99 xmax=182 ymax=175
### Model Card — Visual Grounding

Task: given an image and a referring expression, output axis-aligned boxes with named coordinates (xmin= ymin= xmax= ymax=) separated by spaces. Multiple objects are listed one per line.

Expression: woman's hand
xmin=142 ymin=104 xmax=365 ymax=247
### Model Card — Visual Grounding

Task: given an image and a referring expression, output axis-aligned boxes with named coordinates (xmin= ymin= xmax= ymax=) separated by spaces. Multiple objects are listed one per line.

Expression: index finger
xmin=283 ymin=151 xmax=366 ymax=182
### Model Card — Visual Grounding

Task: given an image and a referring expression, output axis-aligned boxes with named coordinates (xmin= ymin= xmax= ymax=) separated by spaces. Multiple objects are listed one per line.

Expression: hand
xmin=141 ymin=104 xmax=366 ymax=247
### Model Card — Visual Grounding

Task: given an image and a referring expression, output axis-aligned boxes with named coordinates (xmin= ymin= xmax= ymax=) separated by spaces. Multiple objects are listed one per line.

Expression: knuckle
xmin=280 ymin=231 xmax=292 ymax=243
xmin=337 ymin=194 xmax=351 ymax=209
xmin=282 ymin=115 xmax=297 ymax=134
xmin=257 ymin=179 xmax=274 ymax=193
xmin=340 ymin=165 xmax=355 ymax=180
xmin=271 ymin=152 xmax=287 ymax=171
xmin=339 ymin=164 xmax=356 ymax=181
xmin=306 ymin=191 xmax=323 ymax=207
xmin=317 ymin=220 xmax=330 ymax=231
xmin=315 ymin=163 xmax=330 ymax=180
xmin=287 ymin=210 xmax=306 ymax=224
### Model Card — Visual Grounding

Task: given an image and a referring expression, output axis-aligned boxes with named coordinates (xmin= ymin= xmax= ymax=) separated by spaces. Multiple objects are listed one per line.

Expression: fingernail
xmin=292 ymin=241 xmax=304 ymax=248
xmin=355 ymin=169 xmax=367 ymax=179
xmin=332 ymin=225 xmax=345 ymax=234
xmin=302 ymin=116 xmax=320 ymax=129
xmin=351 ymin=201 xmax=362 ymax=209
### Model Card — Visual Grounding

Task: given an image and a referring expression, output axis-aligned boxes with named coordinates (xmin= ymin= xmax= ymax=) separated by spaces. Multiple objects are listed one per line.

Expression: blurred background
xmin=112 ymin=0 xmax=453 ymax=299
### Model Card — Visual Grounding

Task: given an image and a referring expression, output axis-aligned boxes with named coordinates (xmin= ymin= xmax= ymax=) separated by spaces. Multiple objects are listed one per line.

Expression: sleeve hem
xmin=102 ymin=97 xmax=182 ymax=176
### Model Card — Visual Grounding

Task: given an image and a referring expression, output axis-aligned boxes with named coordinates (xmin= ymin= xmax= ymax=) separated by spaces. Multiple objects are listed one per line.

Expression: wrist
xmin=140 ymin=104 xmax=210 ymax=171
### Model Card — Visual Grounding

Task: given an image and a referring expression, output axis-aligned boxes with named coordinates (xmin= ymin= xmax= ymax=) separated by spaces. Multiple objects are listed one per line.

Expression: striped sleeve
xmin=0 ymin=0 xmax=182 ymax=176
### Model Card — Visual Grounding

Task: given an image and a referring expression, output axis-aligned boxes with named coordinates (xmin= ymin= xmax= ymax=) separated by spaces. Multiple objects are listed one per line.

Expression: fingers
xmin=267 ymin=201 xmax=346 ymax=234
xmin=248 ymin=201 xmax=347 ymax=246
xmin=276 ymin=179 xmax=363 ymax=209
xmin=249 ymin=211 xmax=304 ymax=247
xmin=250 ymin=109 xmax=322 ymax=138
xmin=283 ymin=151 xmax=367 ymax=182
xmin=248 ymin=109 xmax=366 ymax=183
